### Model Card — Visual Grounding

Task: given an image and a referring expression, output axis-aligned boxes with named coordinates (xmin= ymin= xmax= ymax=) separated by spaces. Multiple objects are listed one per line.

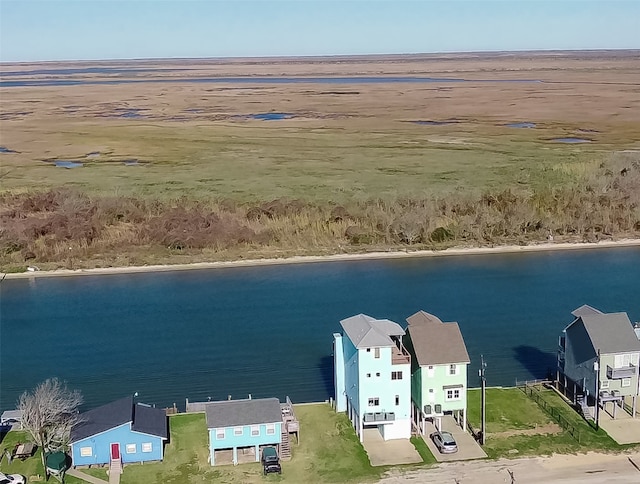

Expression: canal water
xmin=1 ymin=247 xmax=639 ymax=411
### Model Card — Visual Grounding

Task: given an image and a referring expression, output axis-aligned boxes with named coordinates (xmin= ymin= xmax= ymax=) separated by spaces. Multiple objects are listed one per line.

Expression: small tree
xmin=18 ymin=378 xmax=83 ymax=467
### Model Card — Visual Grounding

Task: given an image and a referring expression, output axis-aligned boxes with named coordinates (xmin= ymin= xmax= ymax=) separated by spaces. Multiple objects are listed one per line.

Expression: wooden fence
xmin=518 ymin=382 xmax=582 ymax=444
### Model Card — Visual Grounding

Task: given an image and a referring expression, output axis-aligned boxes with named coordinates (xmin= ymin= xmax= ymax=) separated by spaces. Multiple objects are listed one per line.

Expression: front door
xmin=110 ymin=443 xmax=120 ymax=460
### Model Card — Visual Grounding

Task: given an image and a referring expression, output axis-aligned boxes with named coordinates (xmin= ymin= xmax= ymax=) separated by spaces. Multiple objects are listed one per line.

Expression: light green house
xmin=404 ymin=311 xmax=470 ymax=435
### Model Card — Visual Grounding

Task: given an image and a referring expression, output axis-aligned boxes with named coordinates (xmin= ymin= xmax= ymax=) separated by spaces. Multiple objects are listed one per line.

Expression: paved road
xmin=378 ymin=451 xmax=640 ymax=484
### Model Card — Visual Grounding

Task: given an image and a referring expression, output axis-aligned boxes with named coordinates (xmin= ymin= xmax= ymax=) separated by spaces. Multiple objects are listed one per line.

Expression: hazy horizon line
xmin=2 ymin=48 xmax=639 ymax=65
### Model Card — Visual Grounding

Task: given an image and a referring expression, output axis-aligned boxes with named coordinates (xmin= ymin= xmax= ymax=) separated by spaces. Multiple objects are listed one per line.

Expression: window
xmin=600 ymin=380 xmax=610 ymax=389
xmin=395 ymin=395 xmax=400 ymax=406
xmin=376 ymin=372 xmax=380 ymax=377
xmin=266 ymin=424 xmax=276 ymax=435
xmin=216 ymin=428 xmax=225 ymax=440
xmin=80 ymin=447 xmax=92 ymax=457
xmin=449 ymin=364 xmax=457 ymax=375
xmin=126 ymin=444 xmax=136 ymax=454
xmin=428 ymin=389 xmax=434 ymax=393
xmin=234 ymin=426 xmax=243 ymax=436
xmin=446 ymin=389 xmax=461 ymax=400
xmin=427 ymin=365 xmax=434 ymax=377
xmin=366 ymin=348 xmax=371 ymax=352
xmin=391 ymin=371 xmax=403 ymax=380
xmin=374 ymin=348 xmax=380 ymax=359
xmin=251 ymin=426 xmax=260 ymax=436
xmin=622 ymin=378 xmax=632 ymax=388
xmin=368 ymin=397 xmax=379 ymax=406
xmin=366 ymin=373 xmax=371 ymax=378
xmin=142 ymin=442 xmax=153 ymax=453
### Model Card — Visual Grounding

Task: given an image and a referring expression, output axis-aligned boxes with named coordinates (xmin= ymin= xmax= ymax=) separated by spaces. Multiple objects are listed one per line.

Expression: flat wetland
xmin=1 ymin=51 xmax=639 ymax=269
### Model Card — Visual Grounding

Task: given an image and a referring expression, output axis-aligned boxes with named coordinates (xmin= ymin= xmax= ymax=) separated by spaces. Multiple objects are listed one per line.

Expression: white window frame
xmin=234 ymin=426 xmax=243 ymax=436
xmin=366 ymin=373 xmax=371 ymax=378
xmin=449 ymin=364 xmax=457 ymax=375
xmin=446 ymin=389 xmax=461 ymax=400
xmin=126 ymin=444 xmax=136 ymax=454
xmin=266 ymin=424 xmax=276 ymax=435
xmin=600 ymin=380 xmax=609 ymax=389
xmin=427 ymin=366 xmax=434 ymax=378
xmin=141 ymin=442 xmax=153 ymax=453
xmin=216 ymin=428 xmax=226 ymax=440
xmin=391 ymin=371 xmax=403 ymax=380
xmin=251 ymin=426 xmax=260 ymax=436
xmin=374 ymin=348 xmax=380 ymax=359
xmin=395 ymin=395 xmax=400 ymax=406
xmin=622 ymin=378 xmax=632 ymax=388
xmin=80 ymin=446 xmax=92 ymax=457
xmin=368 ymin=397 xmax=380 ymax=407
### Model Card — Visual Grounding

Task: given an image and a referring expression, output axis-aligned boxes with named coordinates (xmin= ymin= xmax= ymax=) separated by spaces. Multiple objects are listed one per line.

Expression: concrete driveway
xmin=598 ymin=408 xmax=640 ymax=444
xmin=423 ymin=416 xmax=487 ymax=462
xmin=361 ymin=428 xmax=422 ymax=466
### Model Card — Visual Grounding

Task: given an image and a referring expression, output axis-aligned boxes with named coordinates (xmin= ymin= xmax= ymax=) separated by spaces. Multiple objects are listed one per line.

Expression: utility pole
xmin=594 ymin=351 xmax=600 ymax=431
xmin=480 ymin=355 xmax=487 ymax=445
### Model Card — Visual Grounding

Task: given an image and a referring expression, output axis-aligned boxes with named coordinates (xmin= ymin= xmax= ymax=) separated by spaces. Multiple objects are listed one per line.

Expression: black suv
xmin=261 ymin=446 xmax=282 ymax=475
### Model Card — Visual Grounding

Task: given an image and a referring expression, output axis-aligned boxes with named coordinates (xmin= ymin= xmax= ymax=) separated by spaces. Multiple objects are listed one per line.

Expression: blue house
xmin=201 ymin=398 xmax=283 ymax=465
xmin=70 ymin=396 xmax=168 ymax=467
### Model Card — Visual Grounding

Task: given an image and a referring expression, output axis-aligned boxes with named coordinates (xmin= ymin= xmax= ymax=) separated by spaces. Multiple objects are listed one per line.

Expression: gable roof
xmin=71 ymin=396 xmax=167 ymax=442
xmin=571 ymin=304 xmax=603 ymax=318
xmin=406 ymin=310 xmax=470 ymax=366
xmin=340 ymin=314 xmax=404 ymax=349
xmin=567 ymin=312 xmax=640 ymax=356
xmin=204 ymin=398 xmax=282 ymax=429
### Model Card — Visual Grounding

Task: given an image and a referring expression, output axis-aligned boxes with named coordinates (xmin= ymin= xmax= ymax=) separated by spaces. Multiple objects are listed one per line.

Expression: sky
xmin=0 ymin=0 xmax=639 ymax=62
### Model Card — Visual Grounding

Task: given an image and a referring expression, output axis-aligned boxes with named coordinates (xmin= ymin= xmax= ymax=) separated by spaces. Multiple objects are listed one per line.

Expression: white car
xmin=0 ymin=473 xmax=26 ymax=484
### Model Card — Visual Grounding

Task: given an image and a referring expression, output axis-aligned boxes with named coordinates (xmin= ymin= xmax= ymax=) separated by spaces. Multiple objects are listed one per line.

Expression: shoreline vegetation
xmin=3 ymin=238 xmax=640 ymax=280
xmin=1 ymin=151 xmax=639 ymax=277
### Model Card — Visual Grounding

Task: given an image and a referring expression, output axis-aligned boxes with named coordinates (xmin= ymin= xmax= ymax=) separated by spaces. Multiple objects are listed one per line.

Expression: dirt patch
xmin=491 ymin=422 xmax=563 ymax=439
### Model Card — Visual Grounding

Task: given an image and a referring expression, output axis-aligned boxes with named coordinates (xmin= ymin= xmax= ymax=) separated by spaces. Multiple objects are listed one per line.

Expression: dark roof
xmin=133 ymin=404 xmax=168 ymax=439
xmin=567 ymin=312 xmax=640 ymax=356
xmin=406 ymin=311 xmax=470 ymax=366
xmin=71 ymin=396 xmax=167 ymax=442
xmin=204 ymin=398 xmax=282 ymax=429
xmin=340 ymin=314 xmax=405 ymax=349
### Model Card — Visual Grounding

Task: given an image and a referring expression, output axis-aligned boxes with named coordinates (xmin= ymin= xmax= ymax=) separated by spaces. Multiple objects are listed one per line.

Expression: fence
xmin=518 ymin=382 xmax=582 ymax=444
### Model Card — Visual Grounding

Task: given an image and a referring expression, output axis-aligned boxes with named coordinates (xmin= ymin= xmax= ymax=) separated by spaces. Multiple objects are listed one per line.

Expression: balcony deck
xmin=607 ymin=364 xmax=636 ymax=380
xmin=392 ymin=346 xmax=410 ymax=365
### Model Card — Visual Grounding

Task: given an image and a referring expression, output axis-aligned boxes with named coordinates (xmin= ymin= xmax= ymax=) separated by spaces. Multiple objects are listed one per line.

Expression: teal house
xmin=404 ymin=311 xmax=470 ymax=436
xmin=70 ymin=397 xmax=168 ymax=467
xmin=202 ymin=398 xmax=283 ymax=465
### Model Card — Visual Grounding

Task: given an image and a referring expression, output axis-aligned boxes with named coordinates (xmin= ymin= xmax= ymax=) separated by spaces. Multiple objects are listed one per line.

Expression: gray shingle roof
xmin=406 ymin=311 xmax=470 ymax=366
xmin=133 ymin=404 xmax=168 ymax=439
xmin=340 ymin=314 xmax=404 ymax=349
xmin=71 ymin=396 xmax=167 ymax=442
xmin=570 ymin=312 xmax=640 ymax=355
xmin=571 ymin=304 xmax=603 ymax=318
xmin=204 ymin=398 xmax=282 ymax=429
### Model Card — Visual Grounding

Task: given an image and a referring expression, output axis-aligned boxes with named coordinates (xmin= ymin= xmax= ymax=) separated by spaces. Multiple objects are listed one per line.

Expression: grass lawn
xmin=117 ymin=403 xmax=382 ymax=484
xmin=0 ymin=430 xmax=85 ymax=483
xmin=467 ymin=387 xmax=637 ymax=459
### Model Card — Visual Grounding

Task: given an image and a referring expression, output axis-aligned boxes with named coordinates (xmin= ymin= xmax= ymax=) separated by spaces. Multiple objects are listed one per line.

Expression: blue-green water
xmin=1 ymin=247 xmax=639 ymax=411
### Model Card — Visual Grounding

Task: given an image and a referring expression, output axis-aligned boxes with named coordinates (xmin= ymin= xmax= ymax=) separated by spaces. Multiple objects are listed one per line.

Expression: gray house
xmin=558 ymin=305 xmax=640 ymax=418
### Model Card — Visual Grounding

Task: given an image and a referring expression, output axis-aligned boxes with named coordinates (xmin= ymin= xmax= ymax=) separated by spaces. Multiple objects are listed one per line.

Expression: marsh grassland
xmin=1 ymin=52 xmax=639 ymax=270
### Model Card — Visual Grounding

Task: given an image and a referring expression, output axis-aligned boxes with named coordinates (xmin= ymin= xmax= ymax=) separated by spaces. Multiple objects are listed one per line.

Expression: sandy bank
xmin=3 ymin=239 xmax=639 ymax=280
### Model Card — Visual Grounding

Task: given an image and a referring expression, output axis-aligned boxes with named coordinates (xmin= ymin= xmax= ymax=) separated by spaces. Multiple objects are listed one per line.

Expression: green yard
xmin=467 ymin=386 xmax=636 ymax=459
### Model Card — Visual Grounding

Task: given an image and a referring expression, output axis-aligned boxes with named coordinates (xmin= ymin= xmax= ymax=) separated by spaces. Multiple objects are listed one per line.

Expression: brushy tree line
xmin=1 ymin=153 xmax=639 ymax=270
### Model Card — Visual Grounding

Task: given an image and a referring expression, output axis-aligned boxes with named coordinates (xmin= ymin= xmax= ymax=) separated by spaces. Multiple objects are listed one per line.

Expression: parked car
xmin=261 ymin=446 xmax=282 ymax=475
xmin=431 ymin=430 xmax=458 ymax=454
xmin=0 ymin=473 xmax=26 ymax=484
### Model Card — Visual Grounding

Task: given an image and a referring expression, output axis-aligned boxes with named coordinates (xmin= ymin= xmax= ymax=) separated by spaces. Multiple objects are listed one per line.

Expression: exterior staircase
xmin=280 ymin=427 xmax=291 ymax=461
xmin=108 ymin=458 xmax=122 ymax=484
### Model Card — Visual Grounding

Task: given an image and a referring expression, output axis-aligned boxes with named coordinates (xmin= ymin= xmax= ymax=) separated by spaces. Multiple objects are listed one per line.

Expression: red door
xmin=110 ymin=443 xmax=120 ymax=460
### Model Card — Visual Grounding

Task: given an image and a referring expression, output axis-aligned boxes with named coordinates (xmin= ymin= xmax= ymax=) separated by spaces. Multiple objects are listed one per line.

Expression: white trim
xmin=79 ymin=446 xmax=92 ymax=457
xmin=141 ymin=442 xmax=153 ymax=453
xmin=125 ymin=443 xmax=137 ymax=454
xmin=71 ymin=421 xmax=166 ymax=445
